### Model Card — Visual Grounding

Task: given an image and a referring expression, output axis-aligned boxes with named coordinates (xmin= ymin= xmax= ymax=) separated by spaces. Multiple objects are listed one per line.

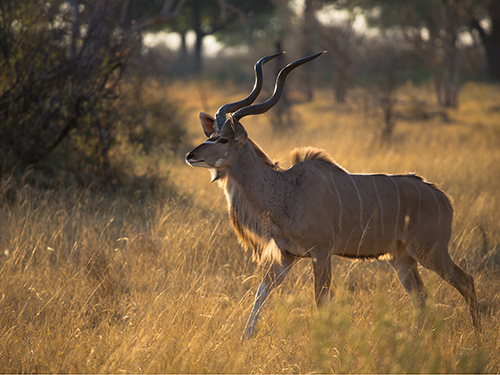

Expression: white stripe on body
xmin=348 ymin=174 xmax=364 ymax=232
xmin=371 ymin=175 xmax=385 ymax=236
xmin=431 ymin=187 xmax=442 ymax=226
xmin=411 ymin=178 xmax=422 ymax=231
xmin=389 ymin=176 xmax=401 ymax=239
xmin=330 ymin=171 xmax=343 ymax=235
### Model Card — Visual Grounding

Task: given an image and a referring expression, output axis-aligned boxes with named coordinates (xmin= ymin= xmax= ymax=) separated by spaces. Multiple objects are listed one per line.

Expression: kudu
xmin=185 ymin=52 xmax=480 ymax=338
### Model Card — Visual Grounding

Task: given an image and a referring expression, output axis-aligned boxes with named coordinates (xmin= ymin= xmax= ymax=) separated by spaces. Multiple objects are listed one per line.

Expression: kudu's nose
xmin=185 ymin=151 xmax=194 ymax=163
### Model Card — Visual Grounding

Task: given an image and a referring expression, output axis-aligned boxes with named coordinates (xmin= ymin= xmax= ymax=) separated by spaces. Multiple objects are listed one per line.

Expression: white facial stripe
xmin=215 ymin=158 xmax=224 ymax=167
xmin=203 ymin=139 xmax=218 ymax=144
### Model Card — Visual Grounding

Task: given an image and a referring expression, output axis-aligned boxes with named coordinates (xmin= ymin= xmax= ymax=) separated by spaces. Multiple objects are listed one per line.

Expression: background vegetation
xmin=1 ymin=81 xmax=500 ymax=373
xmin=1 ymin=0 xmax=500 ymax=373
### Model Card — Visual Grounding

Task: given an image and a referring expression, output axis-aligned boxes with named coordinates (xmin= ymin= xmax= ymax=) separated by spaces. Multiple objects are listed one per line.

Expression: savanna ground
xmin=1 ymin=80 xmax=500 ymax=373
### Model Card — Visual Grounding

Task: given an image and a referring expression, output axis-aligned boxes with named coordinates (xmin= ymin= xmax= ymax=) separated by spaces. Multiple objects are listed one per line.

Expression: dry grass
xmin=1 ymin=80 xmax=500 ymax=373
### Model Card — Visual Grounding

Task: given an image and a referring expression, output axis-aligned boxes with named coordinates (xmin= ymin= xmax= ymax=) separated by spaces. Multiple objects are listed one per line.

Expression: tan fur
xmin=186 ymin=109 xmax=480 ymax=339
xmin=291 ymin=146 xmax=337 ymax=165
xmin=249 ymin=138 xmax=282 ymax=171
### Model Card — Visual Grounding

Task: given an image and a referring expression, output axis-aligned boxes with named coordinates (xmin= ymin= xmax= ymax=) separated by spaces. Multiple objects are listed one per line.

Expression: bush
xmin=0 ymin=0 xmax=186 ymax=191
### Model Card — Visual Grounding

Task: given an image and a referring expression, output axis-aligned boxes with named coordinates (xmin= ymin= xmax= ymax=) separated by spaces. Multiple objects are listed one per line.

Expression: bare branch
xmin=160 ymin=0 xmax=176 ymax=17
xmin=133 ymin=0 xmax=187 ymax=31
xmin=217 ymin=0 xmax=250 ymax=37
xmin=89 ymin=99 xmax=116 ymax=192
xmin=66 ymin=0 xmax=80 ymax=59
xmin=120 ymin=0 xmax=132 ymax=27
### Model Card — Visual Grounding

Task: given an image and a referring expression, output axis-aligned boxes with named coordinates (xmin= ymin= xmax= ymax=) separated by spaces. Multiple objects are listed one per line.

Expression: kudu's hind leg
xmin=434 ymin=256 xmax=480 ymax=329
xmin=416 ymin=247 xmax=481 ymax=330
xmin=390 ymin=243 xmax=427 ymax=331
xmin=243 ymin=253 xmax=296 ymax=339
xmin=390 ymin=244 xmax=427 ymax=312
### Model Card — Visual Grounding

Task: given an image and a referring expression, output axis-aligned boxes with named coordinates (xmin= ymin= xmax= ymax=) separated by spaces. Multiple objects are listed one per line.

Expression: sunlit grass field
xmin=1 ymin=80 xmax=500 ymax=373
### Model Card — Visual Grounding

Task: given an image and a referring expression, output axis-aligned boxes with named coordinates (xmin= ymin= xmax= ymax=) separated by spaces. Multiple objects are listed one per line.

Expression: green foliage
xmin=0 ymin=0 xmax=130 ymax=176
xmin=0 ymin=0 xmax=186 ymax=189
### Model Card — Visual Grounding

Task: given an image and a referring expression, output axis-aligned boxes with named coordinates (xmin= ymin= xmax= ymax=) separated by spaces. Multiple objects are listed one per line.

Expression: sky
xmin=141 ymin=1 xmax=361 ymax=57
xmin=143 ymin=32 xmax=224 ymax=57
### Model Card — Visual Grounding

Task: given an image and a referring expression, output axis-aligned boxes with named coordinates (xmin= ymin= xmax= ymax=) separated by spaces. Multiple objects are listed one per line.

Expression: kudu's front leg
xmin=311 ymin=249 xmax=332 ymax=306
xmin=243 ymin=253 xmax=295 ymax=339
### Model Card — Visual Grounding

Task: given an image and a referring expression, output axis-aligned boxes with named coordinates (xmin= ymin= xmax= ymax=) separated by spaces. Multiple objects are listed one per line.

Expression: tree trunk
xmin=192 ymin=0 xmax=204 ymax=74
xmin=194 ymin=29 xmax=204 ymax=74
xmin=485 ymin=15 xmax=500 ymax=80
xmin=442 ymin=0 xmax=460 ymax=108
xmin=472 ymin=9 xmax=500 ymax=81
xmin=271 ymin=40 xmax=292 ymax=131
xmin=299 ymin=0 xmax=317 ymax=102
xmin=176 ymin=31 xmax=190 ymax=75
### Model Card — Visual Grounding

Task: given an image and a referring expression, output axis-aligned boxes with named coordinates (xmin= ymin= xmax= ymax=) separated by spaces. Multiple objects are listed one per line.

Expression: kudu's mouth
xmin=185 ymin=152 xmax=204 ymax=166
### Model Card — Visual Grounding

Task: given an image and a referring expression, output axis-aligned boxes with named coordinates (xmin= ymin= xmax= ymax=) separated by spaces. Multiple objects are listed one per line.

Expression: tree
xmin=338 ymin=0 xmax=500 ymax=100
xmin=0 ymin=0 xmax=185 ymax=184
xmin=337 ymin=0 xmax=472 ymax=107
xmin=160 ymin=0 xmax=275 ymax=74
xmin=376 ymin=42 xmax=400 ymax=145
xmin=299 ymin=0 xmax=322 ymax=102
xmin=320 ymin=16 xmax=364 ymax=103
xmin=467 ymin=0 xmax=500 ymax=81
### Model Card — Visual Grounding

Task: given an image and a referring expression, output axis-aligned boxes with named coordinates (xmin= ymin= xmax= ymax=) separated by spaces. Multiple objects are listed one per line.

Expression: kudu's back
xmin=285 ymin=148 xmax=454 ymax=262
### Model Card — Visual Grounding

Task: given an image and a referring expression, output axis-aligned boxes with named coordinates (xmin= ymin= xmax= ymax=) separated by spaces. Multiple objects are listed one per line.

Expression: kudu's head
xmin=186 ymin=51 xmax=325 ymax=180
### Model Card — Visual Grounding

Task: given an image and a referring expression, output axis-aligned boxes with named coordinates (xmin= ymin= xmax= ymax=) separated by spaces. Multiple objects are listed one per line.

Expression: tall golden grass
xmin=1 ymin=81 xmax=500 ymax=373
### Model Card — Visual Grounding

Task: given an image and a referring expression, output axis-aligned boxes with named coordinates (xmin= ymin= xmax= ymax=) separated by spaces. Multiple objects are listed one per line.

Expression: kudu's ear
xmin=232 ymin=120 xmax=248 ymax=144
xmin=199 ymin=112 xmax=216 ymax=137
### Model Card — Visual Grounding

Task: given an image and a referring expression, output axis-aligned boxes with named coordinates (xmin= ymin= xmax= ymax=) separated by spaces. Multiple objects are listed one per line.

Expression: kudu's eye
xmin=219 ymin=138 xmax=228 ymax=144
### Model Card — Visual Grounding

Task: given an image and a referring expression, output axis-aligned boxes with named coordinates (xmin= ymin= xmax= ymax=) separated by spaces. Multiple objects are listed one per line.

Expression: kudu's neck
xmin=222 ymin=141 xmax=279 ymax=210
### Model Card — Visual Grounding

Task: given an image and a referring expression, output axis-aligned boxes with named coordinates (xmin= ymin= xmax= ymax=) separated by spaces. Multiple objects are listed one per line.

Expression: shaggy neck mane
xmin=216 ymin=138 xmax=280 ymax=264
